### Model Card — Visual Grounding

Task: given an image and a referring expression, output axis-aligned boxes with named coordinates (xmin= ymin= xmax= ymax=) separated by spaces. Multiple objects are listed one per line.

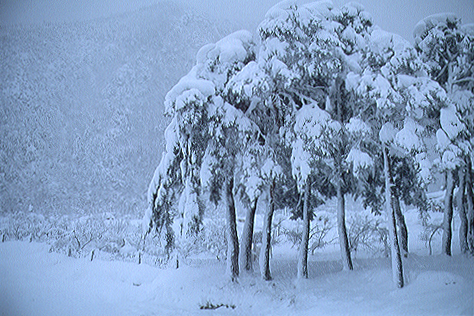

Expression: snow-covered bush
xmin=279 ymin=211 xmax=335 ymax=253
xmin=198 ymin=218 xmax=228 ymax=261
xmin=419 ymin=221 xmax=442 ymax=256
xmin=172 ymin=217 xmax=228 ymax=262
xmin=347 ymin=213 xmax=389 ymax=257
xmin=309 ymin=213 xmax=337 ymax=253
xmin=0 ymin=212 xmax=50 ymax=242
xmin=0 ymin=212 xmax=163 ymax=263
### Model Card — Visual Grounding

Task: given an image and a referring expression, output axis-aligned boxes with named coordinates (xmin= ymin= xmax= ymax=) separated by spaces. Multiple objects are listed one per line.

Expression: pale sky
xmin=0 ymin=0 xmax=473 ymax=42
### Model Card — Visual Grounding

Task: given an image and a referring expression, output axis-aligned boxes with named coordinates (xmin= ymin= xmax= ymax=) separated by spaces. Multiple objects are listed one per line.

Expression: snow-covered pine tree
xmin=346 ymin=27 xmax=446 ymax=287
xmin=222 ymin=1 xmax=319 ymax=280
xmin=146 ymin=30 xmax=257 ymax=277
xmin=225 ymin=60 xmax=269 ymax=273
xmin=292 ymin=102 xmax=338 ymax=278
xmin=144 ymin=114 xmax=185 ymax=262
xmin=254 ymin=1 xmax=337 ymax=278
xmin=145 ymin=62 xmax=216 ymax=266
xmin=196 ymin=30 xmax=259 ymax=281
xmin=414 ymin=15 xmax=474 ymax=255
xmin=224 ymin=49 xmax=282 ymax=279
xmin=256 ymin=0 xmax=376 ymax=273
xmin=303 ymin=1 xmax=379 ymax=271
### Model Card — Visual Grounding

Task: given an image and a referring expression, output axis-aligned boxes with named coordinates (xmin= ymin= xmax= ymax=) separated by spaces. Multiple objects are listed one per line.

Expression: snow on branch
xmin=395 ymin=118 xmax=424 ymax=153
xmin=204 ymin=30 xmax=254 ymax=65
xmin=345 ymin=117 xmax=372 ymax=138
xmin=346 ymin=148 xmax=373 ymax=174
xmin=379 ymin=122 xmax=397 ymax=144
xmin=414 ymin=13 xmax=459 ymax=45
xmin=440 ymin=104 xmax=464 ymax=140
xmin=164 ymin=72 xmax=215 ymax=115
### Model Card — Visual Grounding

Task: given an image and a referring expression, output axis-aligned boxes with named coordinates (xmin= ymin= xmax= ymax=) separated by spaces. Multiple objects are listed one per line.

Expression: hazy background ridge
xmin=0 ymin=1 xmax=239 ymax=215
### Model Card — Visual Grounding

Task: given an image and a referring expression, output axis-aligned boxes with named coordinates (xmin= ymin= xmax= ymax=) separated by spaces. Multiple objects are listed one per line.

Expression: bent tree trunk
xmin=442 ymin=170 xmax=455 ymax=256
xmin=240 ymin=198 xmax=258 ymax=272
xmin=337 ymin=179 xmax=353 ymax=271
xmin=458 ymin=166 xmax=469 ymax=254
xmin=225 ymin=177 xmax=239 ymax=281
xmin=384 ymin=147 xmax=404 ymax=288
xmin=393 ymin=195 xmax=408 ymax=257
xmin=260 ymin=179 xmax=275 ymax=281
xmin=297 ymin=179 xmax=311 ymax=279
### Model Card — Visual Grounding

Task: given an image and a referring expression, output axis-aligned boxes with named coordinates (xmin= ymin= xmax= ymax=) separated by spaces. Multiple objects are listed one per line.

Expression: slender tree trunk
xmin=240 ymin=198 xmax=258 ymax=272
xmin=337 ymin=179 xmax=353 ymax=271
xmin=384 ymin=147 xmax=404 ymax=288
xmin=393 ymin=195 xmax=408 ymax=257
xmin=260 ymin=179 xmax=275 ymax=281
xmin=225 ymin=177 xmax=239 ymax=281
xmin=334 ymin=75 xmax=353 ymax=271
xmin=297 ymin=179 xmax=311 ymax=279
xmin=467 ymin=157 xmax=474 ymax=254
xmin=442 ymin=170 xmax=455 ymax=256
xmin=459 ymin=166 xmax=469 ymax=254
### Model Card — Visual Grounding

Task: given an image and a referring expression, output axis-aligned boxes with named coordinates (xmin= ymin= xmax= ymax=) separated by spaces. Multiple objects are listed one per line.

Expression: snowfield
xmin=1 ymin=210 xmax=473 ymax=316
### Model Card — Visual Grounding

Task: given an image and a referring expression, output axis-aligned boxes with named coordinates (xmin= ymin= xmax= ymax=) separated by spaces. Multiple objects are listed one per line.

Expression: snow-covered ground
xmin=1 ymin=209 xmax=473 ymax=316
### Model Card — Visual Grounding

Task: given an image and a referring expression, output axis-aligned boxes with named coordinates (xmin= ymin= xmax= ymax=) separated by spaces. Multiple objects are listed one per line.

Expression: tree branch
xmin=435 ymin=63 xmax=448 ymax=82
xmin=454 ymin=77 xmax=474 ymax=85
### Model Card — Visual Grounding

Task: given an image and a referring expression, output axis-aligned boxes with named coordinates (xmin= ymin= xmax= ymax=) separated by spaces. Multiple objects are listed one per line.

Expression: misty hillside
xmin=0 ymin=1 xmax=239 ymax=216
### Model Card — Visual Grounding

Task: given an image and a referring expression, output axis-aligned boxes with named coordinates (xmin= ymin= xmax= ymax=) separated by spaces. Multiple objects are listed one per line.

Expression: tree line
xmin=144 ymin=1 xmax=474 ymax=288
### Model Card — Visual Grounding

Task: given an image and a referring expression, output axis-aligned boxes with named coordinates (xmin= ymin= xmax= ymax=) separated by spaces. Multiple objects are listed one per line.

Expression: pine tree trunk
xmin=458 ymin=166 xmax=469 ymax=254
xmin=442 ymin=170 xmax=455 ymax=256
xmin=240 ymin=198 xmax=258 ymax=272
xmin=225 ymin=177 xmax=239 ymax=281
xmin=334 ymin=75 xmax=353 ymax=271
xmin=384 ymin=147 xmax=404 ymax=288
xmin=466 ymin=157 xmax=474 ymax=254
xmin=297 ymin=179 xmax=311 ymax=279
xmin=393 ymin=195 xmax=408 ymax=257
xmin=169 ymin=251 xmax=179 ymax=269
xmin=260 ymin=179 xmax=275 ymax=281
xmin=337 ymin=179 xmax=353 ymax=271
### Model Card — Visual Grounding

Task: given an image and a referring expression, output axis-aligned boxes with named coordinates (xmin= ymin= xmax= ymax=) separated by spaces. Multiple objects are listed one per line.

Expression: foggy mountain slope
xmin=0 ymin=1 xmax=239 ymax=216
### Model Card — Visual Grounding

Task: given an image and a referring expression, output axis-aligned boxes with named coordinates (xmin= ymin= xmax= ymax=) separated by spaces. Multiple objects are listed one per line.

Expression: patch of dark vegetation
xmin=199 ymin=301 xmax=236 ymax=310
